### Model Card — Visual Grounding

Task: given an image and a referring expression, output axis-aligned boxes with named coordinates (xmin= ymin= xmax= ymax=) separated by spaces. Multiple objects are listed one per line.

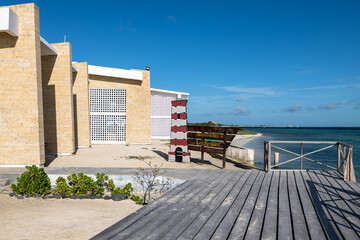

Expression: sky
xmin=3 ymin=0 xmax=360 ymax=127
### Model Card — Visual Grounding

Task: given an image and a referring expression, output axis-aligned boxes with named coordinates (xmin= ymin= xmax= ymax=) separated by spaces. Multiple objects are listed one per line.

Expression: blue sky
xmin=4 ymin=0 xmax=360 ymax=126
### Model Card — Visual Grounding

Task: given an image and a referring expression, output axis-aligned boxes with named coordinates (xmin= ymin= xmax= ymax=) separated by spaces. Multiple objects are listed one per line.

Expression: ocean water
xmin=242 ymin=127 xmax=360 ymax=181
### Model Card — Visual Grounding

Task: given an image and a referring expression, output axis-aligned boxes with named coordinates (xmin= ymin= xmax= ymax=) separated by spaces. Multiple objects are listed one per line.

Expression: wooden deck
xmin=91 ymin=170 xmax=360 ymax=240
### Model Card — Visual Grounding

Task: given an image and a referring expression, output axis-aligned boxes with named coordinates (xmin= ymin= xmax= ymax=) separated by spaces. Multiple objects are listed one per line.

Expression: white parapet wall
xmin=226 ymin=146 xmax=255 ymax=164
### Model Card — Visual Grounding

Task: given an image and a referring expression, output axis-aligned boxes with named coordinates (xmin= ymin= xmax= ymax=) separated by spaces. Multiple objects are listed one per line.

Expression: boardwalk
xmin=92 ymin=170 xmax=360 ymax=240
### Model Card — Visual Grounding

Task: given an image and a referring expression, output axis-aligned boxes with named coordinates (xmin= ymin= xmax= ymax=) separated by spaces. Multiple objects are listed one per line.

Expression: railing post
xmin=264 ymin=142 xmax=268 ymax=171
xmin=268 ymin=142 xmax=272 ymax=172
xmin=274 ymin=152 xmax=279 ymax=169
xmin=337 ymin=142 xmax=341 ymax=171
xmin=300 ymin=143 xmax=303 ymax=170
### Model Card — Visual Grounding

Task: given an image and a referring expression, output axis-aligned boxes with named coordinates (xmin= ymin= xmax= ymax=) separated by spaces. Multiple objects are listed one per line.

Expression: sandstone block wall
xmin=0 ymin=4 xmax=45 ymax=165
xmin=72 ymin=62 xmax=91 ymax=147
xmin=42 ymin=43 xmax=75 ymax=154
xmin=89 ymin=70 xmax=151 ymax=143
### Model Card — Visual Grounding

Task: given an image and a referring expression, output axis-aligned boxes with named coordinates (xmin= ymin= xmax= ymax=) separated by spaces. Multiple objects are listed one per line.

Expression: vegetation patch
xmin=9 ymin=165 xmax=147 ymax=205
xmin=10 ymin=165 xmax=51 ymax=197
xmin=237 ymin=128 xmax=258 ymax=135
xmin=125 ymin=156 xmax=154 ymax=160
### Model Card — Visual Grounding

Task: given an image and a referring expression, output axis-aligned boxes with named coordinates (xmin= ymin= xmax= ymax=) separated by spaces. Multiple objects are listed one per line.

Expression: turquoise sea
xmin=242 ymin=127 xmax=360 ymax=181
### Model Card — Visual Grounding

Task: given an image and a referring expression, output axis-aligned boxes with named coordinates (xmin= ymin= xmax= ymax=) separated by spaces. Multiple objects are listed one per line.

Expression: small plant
xmin=10 ymin=165 xmax=51 ymax=196
xmin=131 ymin=194 xmax=144 ymax=205
xmin=111 ymin=183 xmax=134 ymax=198
xmin=132 ymin=160 xmax=170 ymax=204
xmin=125 ymin=156 xmax=154 ymax=160
xmin=106 ymin=179 xmax=115 ymax=192
xmin=51 ymin=176 xmax=70 ymax=196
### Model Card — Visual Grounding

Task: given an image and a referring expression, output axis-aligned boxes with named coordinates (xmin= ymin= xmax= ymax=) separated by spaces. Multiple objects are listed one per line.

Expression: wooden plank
xmin=178 ymin=171 xmax=262 ymax=240
xmin=193 ymin=171 xmax=255 ymax=240
xmin=209 ymin=171 xmax=260 ymax=240
xmin=277 ymin=171 xmax=293 ymax=240
xmin=261 ymin=171 xmax=280 ymax=240
xmin=188 ymin=138 xmax=229 ymax=148
xmin=301 ymin=171 xmax=343 ymax=240
xmin=307 ymin=171 xmax=357 ymax=239
xmin=163 ymin=171 xmax=257 ymax=240
xmin=188 ymin=145 xmax=223 ymax=154
xmin=287 ymin=171 xmax=310 ymax=240
xmin=101 ymin=171 xmax=215 ymax=240
xmin=158 ymin=171 xmax=252 ymax=240
xmin=138 ymin=171 xmax=241 ymax=240
xmin=313 ymin=171 xmax=360 ymax=237
xmin=187 ymin=125 xmax=239 ymax=134
xmin=90 ymin=172 xmax=210 ymax=240
xmin=188 ymin=132 xmax=235 ymax=141
xmin=244 ymin=172 xmax=273 ymax=240
xmin=227 ymin=171 xmax=267 ymax=240
xmin=293 ymin=171 xmax=326 ymax=240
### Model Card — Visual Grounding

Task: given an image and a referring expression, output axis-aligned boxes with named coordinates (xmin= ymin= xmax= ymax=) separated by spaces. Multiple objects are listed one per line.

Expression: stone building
xmin=0 ymin=3 xmax=189 ymax=166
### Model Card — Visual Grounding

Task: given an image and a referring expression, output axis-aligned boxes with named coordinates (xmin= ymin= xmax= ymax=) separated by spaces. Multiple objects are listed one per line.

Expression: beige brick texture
xmin=89 ymin=70 xmax=151 ymax=143
xmin=72 ymin=62 xmax=91 ymax=147
xmin=0 ymin=4 xmax=45 ymax=165
xmin=41 ymin=43 xmax=75 ymax=154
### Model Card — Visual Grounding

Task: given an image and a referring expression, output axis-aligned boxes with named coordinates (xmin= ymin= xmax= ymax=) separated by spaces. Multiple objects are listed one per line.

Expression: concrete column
xmin=72 ymin=62 xmax=90 ymax=148
xmin=0 ymin=4 xmax=45 ymax=165
xmin=42 ymin=43 xmax=75 ymax=154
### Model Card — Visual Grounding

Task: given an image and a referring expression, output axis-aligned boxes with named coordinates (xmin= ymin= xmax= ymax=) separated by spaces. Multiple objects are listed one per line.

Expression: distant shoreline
xmin=231 ymin=133 xmax=264 ymax=148
xmin=243 ymin=126 xmax=360 ymax=130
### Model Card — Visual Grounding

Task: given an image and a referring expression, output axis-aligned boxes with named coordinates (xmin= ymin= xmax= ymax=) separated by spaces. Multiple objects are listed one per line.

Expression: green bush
xmin=51 ymin=177 xmax=70 ymax=196
xmin=131 ymin=194 xmax=144 ymax=205
xmin=10 ymin=165 xmax=51 ymax=196
xmin=111 ymin=183 xmax=134 ymax=198
xmin=67 ymin=173 xmax=98 ymax=196
xmin=65 ymin=173 xmax=114 ymax=197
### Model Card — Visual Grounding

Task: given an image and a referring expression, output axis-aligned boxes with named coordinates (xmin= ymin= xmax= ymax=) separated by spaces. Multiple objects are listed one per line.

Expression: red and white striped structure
xmin=168 ymin=100 xmax=190 ymax=162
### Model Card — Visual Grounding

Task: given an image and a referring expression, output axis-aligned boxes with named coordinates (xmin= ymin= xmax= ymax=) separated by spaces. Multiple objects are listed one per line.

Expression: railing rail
xmin=264 ymin=141 xmax=356 ymax=182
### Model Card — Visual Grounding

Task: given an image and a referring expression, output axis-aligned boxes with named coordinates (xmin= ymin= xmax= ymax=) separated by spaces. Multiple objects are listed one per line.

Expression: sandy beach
xmin=46 ymin=136 xmax=262 ymax=170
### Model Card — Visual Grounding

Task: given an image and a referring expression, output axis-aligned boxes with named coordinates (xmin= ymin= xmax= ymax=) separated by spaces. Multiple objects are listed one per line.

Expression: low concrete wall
xmin=226 ymin=146 xmax=254 ymax=164
xmin=48 ymin=174 xmax=186 ymax=193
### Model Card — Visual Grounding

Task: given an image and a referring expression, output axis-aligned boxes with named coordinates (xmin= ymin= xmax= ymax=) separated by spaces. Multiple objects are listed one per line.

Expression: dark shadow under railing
xmin=264 ymin=141 xmax=356 ymax=182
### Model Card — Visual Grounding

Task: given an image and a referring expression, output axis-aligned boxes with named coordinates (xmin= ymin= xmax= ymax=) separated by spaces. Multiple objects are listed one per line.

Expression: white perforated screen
xmin=89 ymin=88 xmax=126 ymax=143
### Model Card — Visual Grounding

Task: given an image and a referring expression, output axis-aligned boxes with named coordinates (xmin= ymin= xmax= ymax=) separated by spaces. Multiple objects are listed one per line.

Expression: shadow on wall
xmin=41 ymin=55 xmax=57 ymax=163
xmin=0 ymin=32 xmax=17 ymax=49
xmin=72 ymin=71 xmax=79 ymax=153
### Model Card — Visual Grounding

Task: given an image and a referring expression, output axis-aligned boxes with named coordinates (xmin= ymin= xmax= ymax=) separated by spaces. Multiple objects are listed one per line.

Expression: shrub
xmin=131 ymin=194 xmax=144 ymax=205
xmin=10 ymin=165 xmax=51 ymax=196
xmin=111 ymin=183 xmax=134 ymax=198
xmin=66 ymin=173 xmax=114 ymax=197
xmin=51 ymin=176 xmax=70 ymax=196
xmin=67 ymin=173 xmax=98 ymax=196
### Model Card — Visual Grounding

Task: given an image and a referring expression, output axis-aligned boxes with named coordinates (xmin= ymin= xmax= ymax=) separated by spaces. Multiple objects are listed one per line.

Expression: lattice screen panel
xmin=90 ymin=115 xmax=126 ymax=142
xmin=151 ymin=94 xmax=175 ymax=116
xmin=89 ymin=88 xmax=126 ymax=143
xmin=90 ymin=88 xmax=126 ymax=113
xmin=151 ymin=118 xmax=171 ymax=137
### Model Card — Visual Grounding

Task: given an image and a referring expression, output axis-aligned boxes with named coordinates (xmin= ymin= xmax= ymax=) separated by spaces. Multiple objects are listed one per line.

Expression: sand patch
xmin=0 ymin=194 xmax=141 ymax=240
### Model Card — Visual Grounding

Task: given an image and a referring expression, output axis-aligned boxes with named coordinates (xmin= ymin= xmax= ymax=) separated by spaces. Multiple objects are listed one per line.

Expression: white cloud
xmin=284 ymin=104 xmax=303 ymax=113
xmin=218 ymin=86 xmax=279 ymax=96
